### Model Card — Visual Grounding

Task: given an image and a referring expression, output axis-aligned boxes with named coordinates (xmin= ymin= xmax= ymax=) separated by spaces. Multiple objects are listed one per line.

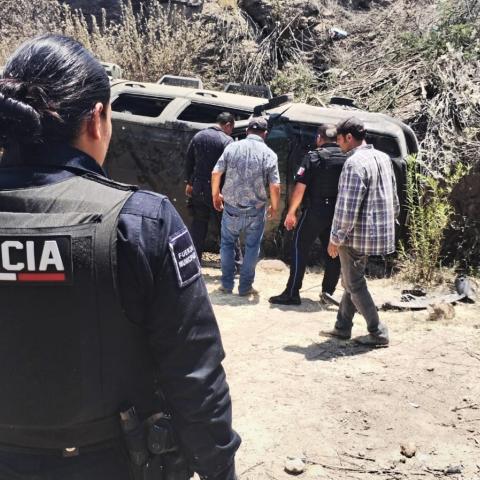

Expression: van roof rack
xmin=157 ymin=75 xmax=203 ymax=89
xmin=224 ymin=83 xmax=273 ymax=99
xmin=329 ymin=96 xmax=359 ymax=108
xmin=253 ymin=93 xmax=294 ymax=116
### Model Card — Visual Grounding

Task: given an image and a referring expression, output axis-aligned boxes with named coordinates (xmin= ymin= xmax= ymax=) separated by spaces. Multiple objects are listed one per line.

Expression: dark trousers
xmin=190 ymin=181 xmax=242 ymax=265
xmin=190 ymin=190 xmax=222 ymax=262
xmin=335 ymin=246 xmax=388 ymax=339
xmin=285 ymin=204 xmax=341 ymax=296
xmin=0 ymin=444 xmax=133 ymax=479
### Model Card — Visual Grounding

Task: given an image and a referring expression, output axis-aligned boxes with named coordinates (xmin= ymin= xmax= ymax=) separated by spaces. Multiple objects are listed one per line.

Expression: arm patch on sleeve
xmin=168 ymin=229 xmax=201 ymax=288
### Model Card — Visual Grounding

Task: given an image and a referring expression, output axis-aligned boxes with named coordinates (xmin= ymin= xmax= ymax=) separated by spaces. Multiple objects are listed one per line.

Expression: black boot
xmin=269 ymin=289 xmax=301 ymax=305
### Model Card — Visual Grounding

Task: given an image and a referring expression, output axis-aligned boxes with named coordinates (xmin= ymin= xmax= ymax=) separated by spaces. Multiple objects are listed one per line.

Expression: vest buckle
xmin=62 ymin=447 xmax=79 ymax=457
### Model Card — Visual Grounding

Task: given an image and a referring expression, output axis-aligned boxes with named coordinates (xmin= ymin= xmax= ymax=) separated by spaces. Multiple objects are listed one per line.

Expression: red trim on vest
xmin=17 ymin=273 xmax=66 ymax=282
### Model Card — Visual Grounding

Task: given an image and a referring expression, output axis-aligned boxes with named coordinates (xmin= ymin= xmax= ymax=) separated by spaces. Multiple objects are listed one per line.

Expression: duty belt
xmin=0 ymin=415 xmax=121 ymax=451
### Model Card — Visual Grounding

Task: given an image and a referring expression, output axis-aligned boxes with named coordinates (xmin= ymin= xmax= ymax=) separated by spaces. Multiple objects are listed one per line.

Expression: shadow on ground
xmin=268 ymin=298 xmax=337 ymax=313
xmin=202 ymin=272 xmax=223 ymax=282
xmin=284 ymin=338 xmax=378 ymax=361
xmin=209 ymin=290 xmax=260 ymax=306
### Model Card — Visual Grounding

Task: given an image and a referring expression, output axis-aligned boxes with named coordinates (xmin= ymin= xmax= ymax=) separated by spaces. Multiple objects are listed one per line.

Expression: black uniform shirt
xmin=0 ymin=144 xmax=240 ymax=480
xmin=294 ymin=143 xmax=346 ymax=207
xmin=185 ymin=126 xmax=233 ymax=185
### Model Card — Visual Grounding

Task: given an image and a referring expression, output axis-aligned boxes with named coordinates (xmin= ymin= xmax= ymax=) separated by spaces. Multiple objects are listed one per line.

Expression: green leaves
xmin=400 ymin=154 xmax=470 ymax=283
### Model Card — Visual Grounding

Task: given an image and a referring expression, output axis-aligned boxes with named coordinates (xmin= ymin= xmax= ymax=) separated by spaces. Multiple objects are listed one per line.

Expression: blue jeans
xmin=220 ymin=203 xmax=266 ymax=294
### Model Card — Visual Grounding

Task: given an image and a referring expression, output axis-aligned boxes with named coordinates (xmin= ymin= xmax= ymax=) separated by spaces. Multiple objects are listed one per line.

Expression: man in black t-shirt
xmin=269 ymin=125 xmax=346 ymax=306
xmin=185 ymin=113 xmax=235 ymax=262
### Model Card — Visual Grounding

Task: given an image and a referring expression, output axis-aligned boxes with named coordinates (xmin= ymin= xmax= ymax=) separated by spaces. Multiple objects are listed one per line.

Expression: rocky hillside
xmin=60 ymin=0 xmax=203 ymax=19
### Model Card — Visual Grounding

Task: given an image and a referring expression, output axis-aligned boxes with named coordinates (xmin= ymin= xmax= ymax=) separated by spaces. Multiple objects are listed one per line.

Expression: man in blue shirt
xmin=212 ymin=117 xmax=281 ymax=296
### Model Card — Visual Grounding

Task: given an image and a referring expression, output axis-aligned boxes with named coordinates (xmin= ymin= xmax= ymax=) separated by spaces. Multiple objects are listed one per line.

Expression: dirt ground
xmin=201 ymin=258 xmax=480 ymax=480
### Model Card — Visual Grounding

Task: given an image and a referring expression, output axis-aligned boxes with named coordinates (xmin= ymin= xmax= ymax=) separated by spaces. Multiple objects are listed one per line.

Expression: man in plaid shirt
xmin=324 ymin=117 xmax=399 ymax=346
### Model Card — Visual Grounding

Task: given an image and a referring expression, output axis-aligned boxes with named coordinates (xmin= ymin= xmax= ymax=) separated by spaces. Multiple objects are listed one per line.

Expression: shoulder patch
xmin=296 ymin=166 xmax=305 ymax=176
xmin=168 ymin=229 xmax=201 ymax=288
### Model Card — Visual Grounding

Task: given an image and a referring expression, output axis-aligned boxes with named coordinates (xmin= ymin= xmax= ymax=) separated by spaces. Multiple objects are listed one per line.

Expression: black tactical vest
xmin=0 ymin=174 xmax=157 ymax=449
xmin=306 ymin=145 xmax=346 ymax=205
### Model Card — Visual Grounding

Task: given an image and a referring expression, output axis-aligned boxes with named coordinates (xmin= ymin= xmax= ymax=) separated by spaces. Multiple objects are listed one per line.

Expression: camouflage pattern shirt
xmin=213 ymin=134 xmax=280 ymax=209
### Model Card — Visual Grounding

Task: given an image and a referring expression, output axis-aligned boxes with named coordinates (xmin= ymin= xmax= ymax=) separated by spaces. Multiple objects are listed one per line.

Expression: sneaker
xmin=217 ymin=286 xmax=233 ymax=294
xmin=319 ymin=292 xmax=340 ymax=306
xmin=319 ymin=328 xmax=351 ymax=340
xmin=269 ymin=290 xmax=301 ymax=305
xmin=352 ymin=334 xmax=389 ymax=347
xmin=239 ymin=287 xmax=259 ymax=297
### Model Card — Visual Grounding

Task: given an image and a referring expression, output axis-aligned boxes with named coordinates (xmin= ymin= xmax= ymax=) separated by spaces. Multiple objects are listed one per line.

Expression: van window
xmin=177 ymin=103 xmax=251 ymax=123
xmin=367 ymin=133 xmax=401 ymax=158
xmin=111 ymin=94 xmax=172 ymax=117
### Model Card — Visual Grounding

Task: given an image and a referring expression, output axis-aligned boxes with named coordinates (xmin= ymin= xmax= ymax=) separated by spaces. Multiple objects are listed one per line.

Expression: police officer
xmin=0 ymin=34 xmax=239 ymax=480
xmin=185 ymin=112 xmax=242 ymax=267
xmin=269 ymin=125 xmax=346 ymax=305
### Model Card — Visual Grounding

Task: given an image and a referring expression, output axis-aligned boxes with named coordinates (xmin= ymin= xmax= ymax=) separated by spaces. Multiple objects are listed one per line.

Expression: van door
xmin=106 ymin=93 xmax=198 ymax=218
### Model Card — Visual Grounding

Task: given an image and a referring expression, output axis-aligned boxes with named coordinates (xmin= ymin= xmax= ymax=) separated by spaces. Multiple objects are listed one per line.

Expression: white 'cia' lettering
xmin=38 ymin=241 xmax=65 ymax=272
xmin=1 ymin=241 xmax=25 ymax=271
xmin=1 ymin=240 xmax=65 ymax=272
xmin=26 ymin=241 xmax=35 ymax=271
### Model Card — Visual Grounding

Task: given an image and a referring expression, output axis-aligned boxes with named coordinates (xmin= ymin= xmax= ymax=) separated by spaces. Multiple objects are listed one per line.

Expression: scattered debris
xmin=342 ymin=452 xmax=376 ymax=462
xmin=400 ymin=442 xmax=417 ymax=458
xmin=329 ymin=27 xmax=348 ymax=40
xmin=381 ymin=276 xmax=476 ymax=311
xmin=284 ymin=457 xmax=306 ymax=475
xmin=451 ymin=403 xmax=479 ymax=412
xmin=427 ymin=303 xmax=455 ymax=321
xmin=444 ymin=465 xmax=463 ymax=475
xmin=402 ymin=287 xmax=427 ymax=297
xmin=455 ymin=275 xmax=476 ymax=303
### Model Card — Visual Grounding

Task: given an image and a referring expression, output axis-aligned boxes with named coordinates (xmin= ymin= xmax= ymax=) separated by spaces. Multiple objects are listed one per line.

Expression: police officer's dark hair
xmin=336 ymin=117 xmax=366 ymax=141
xmin=317 ymin=124 xmax=337 ymax=141
xmin=0 ymin=34 xmax=110 ymax=150
xmin=216 ymin=112 xmax=235 ymax=125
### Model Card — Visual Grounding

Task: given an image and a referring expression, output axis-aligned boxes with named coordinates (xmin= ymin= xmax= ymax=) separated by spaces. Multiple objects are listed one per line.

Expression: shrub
xmin=399 ymin=155 xmax=470 ymax=283
xmin=270 ymin=61 xmax=323 ymax=104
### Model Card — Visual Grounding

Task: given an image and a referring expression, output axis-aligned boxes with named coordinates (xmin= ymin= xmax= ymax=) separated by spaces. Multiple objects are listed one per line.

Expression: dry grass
xmin=217 ymin=0 xmax=239 ymax=10
xmin=0 ymin=0 xmax=211 ymax=82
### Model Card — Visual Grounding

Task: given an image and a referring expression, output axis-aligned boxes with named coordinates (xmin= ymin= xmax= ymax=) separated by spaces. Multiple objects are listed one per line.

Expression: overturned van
xmin=105 ymin=78 xmax=418 ymax=257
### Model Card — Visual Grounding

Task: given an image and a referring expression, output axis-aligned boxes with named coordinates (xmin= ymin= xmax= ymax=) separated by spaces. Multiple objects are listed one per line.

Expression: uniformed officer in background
xmin=185 ymin=112 xmax=234 ymax=261
xmin=0 ymin=34 xmax=239 ymax=480
xmin=269 ymin=125 xmax=346 ymax=306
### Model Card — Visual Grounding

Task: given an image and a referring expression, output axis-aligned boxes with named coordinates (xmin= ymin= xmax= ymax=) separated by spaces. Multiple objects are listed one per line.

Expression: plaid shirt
xmin=330 ymin=144 xmax=399 ymax=256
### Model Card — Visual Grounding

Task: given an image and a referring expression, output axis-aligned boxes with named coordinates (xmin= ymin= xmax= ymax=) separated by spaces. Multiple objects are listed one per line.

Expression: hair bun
xmin=0 ymin=91 xmax=42 ymax=146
